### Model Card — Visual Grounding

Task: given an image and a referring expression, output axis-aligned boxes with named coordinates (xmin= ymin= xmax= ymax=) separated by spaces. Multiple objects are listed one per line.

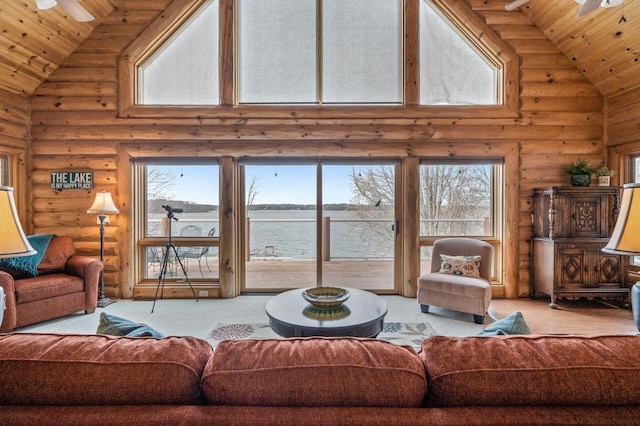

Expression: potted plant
xmin=596 ymin=166 xmax=615 ymax=187
xmin=567 ymin=158 xmax=595 ymax=186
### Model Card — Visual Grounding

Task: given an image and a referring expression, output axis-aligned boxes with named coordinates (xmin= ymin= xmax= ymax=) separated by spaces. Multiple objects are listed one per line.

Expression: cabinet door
xmin=558 ymin=248 xmax=587 ymax=289
xmin=569 ymin=195 xmax=607 ymax=238
xmin=594 ymin=253 xmax=622 ymax=285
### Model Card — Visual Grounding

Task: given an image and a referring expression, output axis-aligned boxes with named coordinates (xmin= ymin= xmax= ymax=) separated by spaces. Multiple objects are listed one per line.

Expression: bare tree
xmin=420 ymin=164 xmax=491 ymax=236
xmin=349 ymin=166 xmax=396 ymax=247
xmin=147 ymin=166 xmax=177 ymax=211
xmin=350 ymin=164 xmax=491 ymax=238
xmin=246 ymin=174 xmax=259 ymax=210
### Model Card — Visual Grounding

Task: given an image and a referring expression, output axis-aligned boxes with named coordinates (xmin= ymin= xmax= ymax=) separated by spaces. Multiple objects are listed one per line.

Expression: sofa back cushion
xmin=420 ymin=335 xmax=640 ymax=407
xmin=202 ymin=337 xmax=426 ymax=407
xmin=37 ymin=236 xmax=76 ymax=274
xmin=0 ymin=333 xmax=213 ymax=405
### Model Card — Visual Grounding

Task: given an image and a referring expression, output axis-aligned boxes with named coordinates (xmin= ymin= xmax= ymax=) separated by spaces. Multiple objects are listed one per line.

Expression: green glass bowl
xmin=302 ymin=287 xmax=350 ymax=309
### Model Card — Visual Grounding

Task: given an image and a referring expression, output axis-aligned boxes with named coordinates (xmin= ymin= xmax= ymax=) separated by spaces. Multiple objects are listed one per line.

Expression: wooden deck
xmin=147 ymin=257 xmax=406 ymax=291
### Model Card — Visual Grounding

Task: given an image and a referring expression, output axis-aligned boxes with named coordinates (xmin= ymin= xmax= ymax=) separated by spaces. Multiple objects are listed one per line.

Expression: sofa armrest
xmin=0 ymin=271 xmax=17 ymax=332
xmin=66 ymin=256 xmax=103 ymax=312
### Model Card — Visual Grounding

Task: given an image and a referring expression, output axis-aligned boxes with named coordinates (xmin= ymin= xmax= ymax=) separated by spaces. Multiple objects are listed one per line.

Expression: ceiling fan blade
xmin=504 ymin=0 xmax=531 ymax=10
xmin=35 ymin=0 xmax=57 ymax=10
xmin=576 ymin=0 xmax=602 ymax=17
xmin=56 ymin=0 xmax=94 ymax=22
xmin=505 ymin=0 xmax=531 ymax=11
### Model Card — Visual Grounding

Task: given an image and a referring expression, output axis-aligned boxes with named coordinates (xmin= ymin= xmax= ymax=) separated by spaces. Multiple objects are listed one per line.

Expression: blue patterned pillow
xmin=97 ymin=312 xmax=164 ymax=338
xmin=477 ymin=311 xmax=531 ymax=336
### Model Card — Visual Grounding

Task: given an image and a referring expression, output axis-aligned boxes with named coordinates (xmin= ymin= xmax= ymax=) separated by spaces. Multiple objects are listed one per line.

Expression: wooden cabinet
xmin=532 ymin=186 xmax=628 ymax=308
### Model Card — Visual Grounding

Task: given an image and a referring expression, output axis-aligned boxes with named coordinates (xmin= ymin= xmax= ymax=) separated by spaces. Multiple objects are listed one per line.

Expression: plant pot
xmin=571 ymin=174 xmax=591 ymax=186
xmin=597 ymin=176 xmax=611 ymax=187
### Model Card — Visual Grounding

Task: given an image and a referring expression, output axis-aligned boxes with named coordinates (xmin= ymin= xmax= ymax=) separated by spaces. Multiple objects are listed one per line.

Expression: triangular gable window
xmin=419 ymin=0 xmax=498 ymax=105
xmin=137 ymin=0 xmax=219 ymax=105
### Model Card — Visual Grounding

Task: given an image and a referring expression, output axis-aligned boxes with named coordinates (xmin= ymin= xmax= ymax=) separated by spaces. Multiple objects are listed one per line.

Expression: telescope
xmin=162 ymin=205 xmax=183 ymax=214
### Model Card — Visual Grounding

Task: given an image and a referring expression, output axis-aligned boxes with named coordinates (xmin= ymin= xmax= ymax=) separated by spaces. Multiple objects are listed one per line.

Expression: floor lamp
xmin=0 ymin=186 xmax=36 ymax=325
xmin=602 ymin=183 xmax=640 ymax=331
xmin=87 ymin=190 xmax=119 ymax=307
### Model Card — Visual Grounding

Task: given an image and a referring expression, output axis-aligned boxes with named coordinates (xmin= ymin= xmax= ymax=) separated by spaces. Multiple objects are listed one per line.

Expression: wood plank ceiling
xmin=519 ymin=0 xmax=640 ymax=97
xmin=0 ymin=0 xmax=120 ymax=95
xmin=0 ymin=0 xmax=639 ymax=98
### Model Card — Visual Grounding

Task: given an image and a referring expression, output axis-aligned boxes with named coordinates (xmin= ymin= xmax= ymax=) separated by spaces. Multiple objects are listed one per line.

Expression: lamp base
xmin=631 ymin=282 xmax=640 ymax=333
xmin=97 ymin=296 xmax=116 ymax=308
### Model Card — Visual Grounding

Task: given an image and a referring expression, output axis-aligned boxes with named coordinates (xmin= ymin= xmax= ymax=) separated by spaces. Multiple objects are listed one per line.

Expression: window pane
xmin=419 ymin=0 xmax=497 ymax=105
xmin=238 ymin=0 xmax=317 ymax=103
xmin=0 ymin=155 xmax=8 ymax=186
xmin=143 ymin=164 xmax=219 ymax=280
xmin=322 ymin=0 xmax=401 ymax=103
xmin=138 ymin=0 xmax=219 ymax=105
xmin=145 ymin=165 xmax=219 ymax=238
xmin=419 ymin=164 xmax=493 ymax=237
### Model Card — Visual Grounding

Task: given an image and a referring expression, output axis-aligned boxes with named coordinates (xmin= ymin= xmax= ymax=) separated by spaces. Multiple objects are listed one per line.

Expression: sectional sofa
xmin=1 ymin=333 xmax=639 ymax=425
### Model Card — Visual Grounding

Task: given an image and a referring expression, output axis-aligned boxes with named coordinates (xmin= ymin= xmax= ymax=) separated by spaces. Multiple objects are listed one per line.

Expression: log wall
xmin=28 ymin=1 xmax=608 ymax=299
xmin=0 ymin=89 xmax=29 ymax=222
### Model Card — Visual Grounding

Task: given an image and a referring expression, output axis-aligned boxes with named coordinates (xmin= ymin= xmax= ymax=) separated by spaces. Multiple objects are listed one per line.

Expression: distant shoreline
xmin=150 ymin=200 xmax=360 ymax=213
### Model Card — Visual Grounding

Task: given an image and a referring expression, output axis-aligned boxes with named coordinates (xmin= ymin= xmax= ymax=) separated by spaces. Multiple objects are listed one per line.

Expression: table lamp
xmin=0 ymin=186 xmax=35 ymax=327
xmin=0 ymin=186 xmax=35 ymax=259
xmin=602 ymin=183 xmax=640 ymax=331
xmin=87 ymin=190 xmax=119 ymax=307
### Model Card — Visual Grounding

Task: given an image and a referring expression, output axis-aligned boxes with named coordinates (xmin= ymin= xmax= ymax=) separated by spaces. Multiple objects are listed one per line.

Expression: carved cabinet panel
xmin=531 ymin=187 xmax=628 ymax=308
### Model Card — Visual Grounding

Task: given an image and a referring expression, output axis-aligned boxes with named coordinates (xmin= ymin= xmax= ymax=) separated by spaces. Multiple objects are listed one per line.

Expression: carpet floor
xmin=16 ymin=295 xmax=493 ymax=346
xmin=207 ymin=322 xmax=440 ymax=350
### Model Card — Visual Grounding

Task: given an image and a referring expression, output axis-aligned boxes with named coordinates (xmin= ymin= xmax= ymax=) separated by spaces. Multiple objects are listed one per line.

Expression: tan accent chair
xmin=417 ymin=238 xmax=492 ymax=324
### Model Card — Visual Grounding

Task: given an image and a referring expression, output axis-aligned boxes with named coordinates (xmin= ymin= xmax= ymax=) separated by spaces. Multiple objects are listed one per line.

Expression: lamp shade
xmin=602 ymin=183 xmax=640 ymax=256
xmin=87 ymin=191 xmax=119 ymax=215
xmin=0 ymin=186 xmax=36 ymax=259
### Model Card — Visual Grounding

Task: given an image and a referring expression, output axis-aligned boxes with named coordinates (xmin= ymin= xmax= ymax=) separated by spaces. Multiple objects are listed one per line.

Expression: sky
xmin=154 ymin=164 xmax=357 ymax=205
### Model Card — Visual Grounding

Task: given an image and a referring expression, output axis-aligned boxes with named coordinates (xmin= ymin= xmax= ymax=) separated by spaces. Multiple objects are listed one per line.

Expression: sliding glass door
xmin=243 ymin=164 xmax=318 ymax=290
xmin=241 ymin=160 xmax=397 ymax=293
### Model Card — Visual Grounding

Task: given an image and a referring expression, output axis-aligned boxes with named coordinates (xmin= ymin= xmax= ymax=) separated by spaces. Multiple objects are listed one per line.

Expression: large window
xmin=238 ymin=0 xmax=402 ymax=104
xmin=135 ymin=162 xmax=220 ymax=282
xmin=419 ymin=160 xmax=503 ymax=280
xmin=132 ymin=0 xmax=510 ymax=110
xmin=137 ymin=0 xmax=219 ymax=105
xmin=419 ymin=0 xmax=498 ymax=105
xmin=630 ymin=154 xmax=640 ymax=269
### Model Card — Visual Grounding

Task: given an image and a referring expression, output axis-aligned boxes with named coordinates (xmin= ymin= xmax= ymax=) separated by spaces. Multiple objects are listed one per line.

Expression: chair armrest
xmin=0 ymin=271 xmax=17 ymax=332
xmin=66 ymin=256 xmax=103 ymax=312
xmin=66 ymin=256 xmax=103 ymax=280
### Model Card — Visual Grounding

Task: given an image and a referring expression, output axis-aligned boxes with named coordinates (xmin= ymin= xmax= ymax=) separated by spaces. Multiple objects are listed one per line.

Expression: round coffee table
xmin=265 ymin=287 xmax=388 ymax=338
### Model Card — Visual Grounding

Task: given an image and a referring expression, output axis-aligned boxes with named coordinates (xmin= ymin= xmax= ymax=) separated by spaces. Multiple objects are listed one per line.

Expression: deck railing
xmin=147 ymin=216 xmax=489 ymax=262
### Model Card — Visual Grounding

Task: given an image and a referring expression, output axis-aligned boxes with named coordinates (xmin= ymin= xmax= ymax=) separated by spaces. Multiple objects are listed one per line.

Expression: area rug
xmin=208 ymin=322 xmax=438 ymax=351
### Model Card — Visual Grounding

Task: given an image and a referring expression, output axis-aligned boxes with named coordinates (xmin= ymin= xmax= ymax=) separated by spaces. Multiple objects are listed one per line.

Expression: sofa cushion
xmin=97 ymin=312 xmax=164 ymax=338
xmin=38 ymin=236 xmax=76 ymax=274
xmin=0 ymin=333 xmax=213 ymax=405
xmin=202 ymin=337 xmax=426 ymax=407
xmin=420 ymin=335 xmax=640 ymax=407
xmin=14 ymin=273 xmax=84 ymax=304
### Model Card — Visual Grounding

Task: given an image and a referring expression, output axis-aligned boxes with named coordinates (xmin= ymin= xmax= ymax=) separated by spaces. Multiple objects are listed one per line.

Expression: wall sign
xmin=50 ymin=171 xmax=94 ymax=190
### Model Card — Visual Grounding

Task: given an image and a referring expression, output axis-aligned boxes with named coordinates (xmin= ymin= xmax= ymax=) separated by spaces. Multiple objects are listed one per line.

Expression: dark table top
xmin=265 ymin=287 xmax=388 ymax=338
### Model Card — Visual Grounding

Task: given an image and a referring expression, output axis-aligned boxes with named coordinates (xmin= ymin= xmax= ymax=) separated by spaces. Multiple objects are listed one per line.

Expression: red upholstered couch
xmin=0 ymin=236 xmax=102 ymax=332
xmin=1 ymin=333 xmax=640 ymax=425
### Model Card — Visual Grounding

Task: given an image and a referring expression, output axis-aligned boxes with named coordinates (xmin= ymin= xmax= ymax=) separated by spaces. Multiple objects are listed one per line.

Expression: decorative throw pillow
xmin=0 ymin=234 xmax=55 ymax=278
xmin=97 ymin=312 xmax=164 ymax=338
xmin=439 ymin=254 xmax=481 ymax=278
xmin=477 ymin=311 xmax=531 ymax=336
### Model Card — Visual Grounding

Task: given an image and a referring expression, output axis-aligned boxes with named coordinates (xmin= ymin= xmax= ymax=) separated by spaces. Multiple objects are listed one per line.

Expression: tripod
xmin=151 ymin=209 xmax=199 ymax=313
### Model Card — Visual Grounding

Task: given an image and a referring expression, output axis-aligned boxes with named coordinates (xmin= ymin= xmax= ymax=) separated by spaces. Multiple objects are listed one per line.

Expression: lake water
xmin=149 ymin=210 xmax=395 ymax=260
